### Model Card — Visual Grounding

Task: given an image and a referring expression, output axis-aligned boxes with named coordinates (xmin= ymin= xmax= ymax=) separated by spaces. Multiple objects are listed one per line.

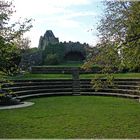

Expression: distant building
xmin=38 ymin=30 xmax=59 ymax=50
xmin=38 ymin=30 xmax=90 ymax=63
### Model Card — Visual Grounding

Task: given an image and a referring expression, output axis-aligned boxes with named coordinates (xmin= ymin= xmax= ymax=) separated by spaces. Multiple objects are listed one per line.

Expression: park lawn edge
xmin=4 ymin=72 xmax=140 ymax=80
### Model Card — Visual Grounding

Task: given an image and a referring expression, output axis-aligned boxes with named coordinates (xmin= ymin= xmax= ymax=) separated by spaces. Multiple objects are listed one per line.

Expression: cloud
xmin=47 ymin=0 xmax=91 ymax=7
xmin=12 ymin=0 xmax=92 ymax=17
xmin=10 ymin=0 xmax=101 ymax=47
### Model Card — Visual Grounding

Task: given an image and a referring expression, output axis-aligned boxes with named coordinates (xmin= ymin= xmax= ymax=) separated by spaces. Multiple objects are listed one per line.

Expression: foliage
xmin=19 ymin=48 xmax=42 ymax=70
xmin=43 ymin=43 xmax=65 ymax=64
xmin=0 ymin=0 xmax=33 ymax=75
xmin=14 ymin=36 xmax=31 ymax=51
xmin=27 ymin=47 xmax=39 ymax=53
xmin=83 ymin=1 xmax=140 ymax=91
xmin=0 ymin=0 xmax=32 ymax=41
xmin=64 ymin=42 xmax=86 ymax=56
xmin=91 ymin=74 xmax=115 ymax=92
xmin=0 ymin=0 xmax=32 ymax=104
xmin=0 ymin=78 xmax=20 ymax=105
xmin=0 ymin=36 xmax=21 ymax=75
xmin=0 ymin=72 xmax=14 ymax=98
xmin=43 ymin=42 xmax=87 ymax=65
xmin=44 ymin=53 xmax=60 ymax=65
xmin=83 ymin=42 xmax=121 ymax=73
xmin=125 ymin=2 xmax=140 ymax=46
xmin=97 ymin=1 xmax=140 ymax=71
xmin=121 ymin=45 xmax=140 ymax=72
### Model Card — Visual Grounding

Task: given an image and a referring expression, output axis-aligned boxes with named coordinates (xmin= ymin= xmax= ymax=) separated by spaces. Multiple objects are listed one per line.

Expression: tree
xmin=0 ymin=0 xmax=33 ymax=105
xmin=83 ymin=1 xmax=140 ymax=91
xmin=0 ymin=0 xmax=33 ymax=75
xmin=82 ymin=40 xmax=121 ymax=75
xmin=0 ymin=36 xmax=21 ymax=75
xmin=14 ymin=36 xmax=31 ymax=51
xmin=85 ymin=1 xmax=140 ymax=72
xmin=121 ymin=2 xmax=140 ymax=71
xmin=0 ymin=0 xmax=32 ymax=42
xmin=44 ymin=54 xmax=60 ymax=65
xmin=125 ymin=2 xmax=140 ymax=45
xmin=97 ymin=1 xmax=140 ymax=45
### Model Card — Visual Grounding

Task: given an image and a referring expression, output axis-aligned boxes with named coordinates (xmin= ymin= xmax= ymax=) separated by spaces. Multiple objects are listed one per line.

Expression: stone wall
xmin=38 ymin=30 xmax=59 ymax=50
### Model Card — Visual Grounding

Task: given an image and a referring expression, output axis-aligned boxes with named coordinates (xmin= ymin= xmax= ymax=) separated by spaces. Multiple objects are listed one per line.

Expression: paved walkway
xmin=0 ymin=102 xmax=34 ymax=110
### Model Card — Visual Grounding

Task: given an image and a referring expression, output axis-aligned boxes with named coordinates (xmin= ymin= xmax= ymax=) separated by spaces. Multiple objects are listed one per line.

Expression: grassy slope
xmin=7 ymin=73 xmax=72 ymax=80
xmin=7 ymin=73 xmax=140 ymax=80
xmin=80 ymin=73 xmax=140 ymax=79
xmin=0 ymin=96 xmax=140 ymax=138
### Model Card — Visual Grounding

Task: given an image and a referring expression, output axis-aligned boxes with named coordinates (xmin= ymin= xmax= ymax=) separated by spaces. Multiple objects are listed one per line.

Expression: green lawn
xmin=7 ymin=73 xmax=72 ymax=80
xmin=80 ymin=73 xmax=140 ymax=79
xmin=0 ymin=96 xmax=140 ymax=138
xmin=7 ymin=72 xmax=140 ymax=80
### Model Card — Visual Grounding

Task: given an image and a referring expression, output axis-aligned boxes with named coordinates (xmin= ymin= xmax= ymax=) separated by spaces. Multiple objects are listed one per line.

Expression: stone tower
xmin=38 ymin=30 xmax=59 ymax=50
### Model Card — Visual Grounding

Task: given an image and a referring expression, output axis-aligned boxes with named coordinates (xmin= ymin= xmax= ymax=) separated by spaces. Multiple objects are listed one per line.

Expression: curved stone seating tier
xmin=2 ymin=79 xmax=140 ymax=101
xmin=31 ymin=66 xmax=101 ymax=74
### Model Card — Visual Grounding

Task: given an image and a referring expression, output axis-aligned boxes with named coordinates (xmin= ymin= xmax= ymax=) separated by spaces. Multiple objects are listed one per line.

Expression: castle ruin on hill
xmin=20 ymin=30 xmax=91 ymax=69
xmin=38 ymin=30 xmax=59 ymax=50
xmin=38 ymin=30 xmax=90 ymax=62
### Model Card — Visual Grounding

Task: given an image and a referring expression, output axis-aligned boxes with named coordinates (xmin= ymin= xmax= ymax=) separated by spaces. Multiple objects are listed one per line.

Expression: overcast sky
xmin=11 ymin=0 xmax=104 ymax=47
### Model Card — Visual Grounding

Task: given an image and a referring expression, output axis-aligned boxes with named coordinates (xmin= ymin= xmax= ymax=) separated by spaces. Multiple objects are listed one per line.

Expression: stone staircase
xmin=2 ymin=79 xmax=140 ymax=101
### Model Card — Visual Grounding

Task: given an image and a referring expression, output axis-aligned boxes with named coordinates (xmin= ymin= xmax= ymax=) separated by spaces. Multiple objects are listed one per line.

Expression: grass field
xmin=7 ymin=73 xmax=72 ymax=80
xmin=7 ymin=72 xmax=140 ymax=80
xmin=80 ymin=73 xmax=140 ymax=79
xmin=0 ymin=96 xmax=140 ymax=138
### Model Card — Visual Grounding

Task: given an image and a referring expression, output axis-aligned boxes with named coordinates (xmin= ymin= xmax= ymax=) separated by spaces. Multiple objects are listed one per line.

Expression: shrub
xmin=44 ymin=54 xmax=60 ymax=65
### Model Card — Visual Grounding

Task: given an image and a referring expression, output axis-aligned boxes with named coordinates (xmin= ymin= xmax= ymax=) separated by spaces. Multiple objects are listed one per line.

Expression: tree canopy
xmin=84 ymin=1 xmax=140 ymax=73
xmin=0 ymin=0 xmax=33 ymax=75
xmin=98 ymin=1 xmax=140 ymax=46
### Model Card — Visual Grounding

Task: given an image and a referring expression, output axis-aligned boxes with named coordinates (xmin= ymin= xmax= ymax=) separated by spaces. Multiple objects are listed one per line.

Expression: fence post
xmin=72 ymin=67 xmax=80 ymax=95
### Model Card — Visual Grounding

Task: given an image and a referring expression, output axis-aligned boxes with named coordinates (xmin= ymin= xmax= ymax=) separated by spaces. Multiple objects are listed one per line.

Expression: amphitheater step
xmin=17 ymin=92 xmax=73 ymax=100
xmin=80 ymin=80 xmax=140 ymax=85
xmin=3 ymin=82 xmax=72 ymax=88
xmin=3 ymin=85 xmax=72 ymax=92
xmin=101 ymin=88 xmax=140 ymax=95
xmin=80 ymin=92 xmax=140 ymax=99
xmin=2 ymin=79 xmax=140 ymax=101
xmin=80 ymin=84 xmax=140 ymax=90
xmin=14 ymin=88 xmax=73 ymax=96
xmin=80 ymin=88 xmax=140 ymax=95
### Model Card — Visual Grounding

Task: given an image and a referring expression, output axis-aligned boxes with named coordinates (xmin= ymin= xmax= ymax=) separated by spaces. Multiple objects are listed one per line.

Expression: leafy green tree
xmin=0 ymin=0 xmax=32 ymax=41
xmin=83 ymin=41 xmax=121 ymax=73
xmin=83 ymin=1 xmax=140 ymax=91
xmin=14 ymin=36 xmax=31 ymax=51
xmin=0 ymin=36 xmax=21 ymax=75
xmin=43 ymin=43 xmax=65 ymax=65
xmin=121 ymin=45 xmax=140 ymax=72
xmin=0 ymin=0 xmax=33 ymax=104
xmin=0 ymin=0 xmax=32 ymax=75
xmin=44 ymin=54 xmax=60 ymax=65
xmin=97 ymin=1 xmax=140 ymax=71
xmin=97 ymin=1 xmax=140 ymax=44
xmin=85 ymin=1 xmax=140 ymax=72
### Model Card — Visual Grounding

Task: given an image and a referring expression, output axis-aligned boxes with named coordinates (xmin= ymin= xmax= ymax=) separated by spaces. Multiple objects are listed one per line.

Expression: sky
xmin=11 ymin=0 xmax=104 ymax=48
